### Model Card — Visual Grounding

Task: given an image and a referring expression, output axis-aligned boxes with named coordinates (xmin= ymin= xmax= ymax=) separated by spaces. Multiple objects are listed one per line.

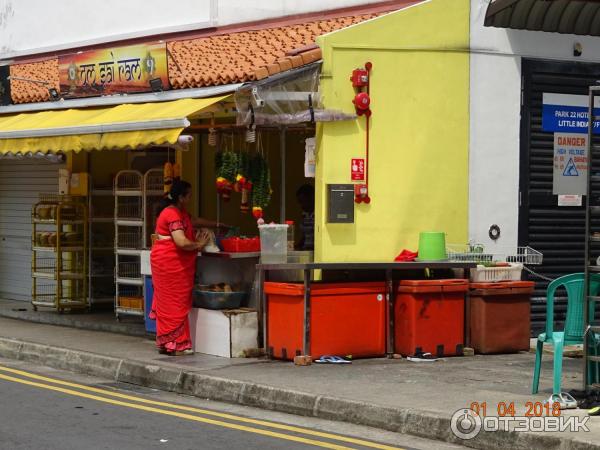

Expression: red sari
xmin=150 ymin=206 xmax=196 ymax=353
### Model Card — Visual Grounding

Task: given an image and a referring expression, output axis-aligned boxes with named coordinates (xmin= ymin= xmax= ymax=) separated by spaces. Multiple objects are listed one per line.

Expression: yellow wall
xmin=315 ymin=0 xmax=470 ymax=262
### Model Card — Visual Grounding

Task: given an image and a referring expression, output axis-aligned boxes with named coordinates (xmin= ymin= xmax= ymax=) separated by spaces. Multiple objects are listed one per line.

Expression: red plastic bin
xmin=264 ymin=282 xmax=386 ymax=360
xmin=220 ymin=237 xmax=261 ymax=252
xmin=469 ymin=281 xmax=534 ymax=354
xmin=395 ymin=279 xmax=469 ymax=357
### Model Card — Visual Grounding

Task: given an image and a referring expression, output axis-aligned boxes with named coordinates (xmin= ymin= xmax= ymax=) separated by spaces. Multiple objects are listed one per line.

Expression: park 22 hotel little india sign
xmin=58 ymin=42 xmax=170 ymax=98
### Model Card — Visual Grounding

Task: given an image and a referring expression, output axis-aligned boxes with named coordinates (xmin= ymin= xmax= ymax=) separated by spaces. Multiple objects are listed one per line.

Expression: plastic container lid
xmin=258 ymin=224 xmax=289 ymax=229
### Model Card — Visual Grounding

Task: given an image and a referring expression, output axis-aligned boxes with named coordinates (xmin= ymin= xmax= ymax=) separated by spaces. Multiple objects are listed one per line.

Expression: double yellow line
xmin=0 ymin=365 xmax=403 ymax=450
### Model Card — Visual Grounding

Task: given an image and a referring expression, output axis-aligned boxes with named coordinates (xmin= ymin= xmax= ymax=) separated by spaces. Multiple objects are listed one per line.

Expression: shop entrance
xmin=519 ymin=59 xmax=600 ymax=335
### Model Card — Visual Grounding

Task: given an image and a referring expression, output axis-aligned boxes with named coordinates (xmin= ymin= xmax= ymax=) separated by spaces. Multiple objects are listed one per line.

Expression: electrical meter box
xmin=327 ymin=184 xmax=354 ymax=223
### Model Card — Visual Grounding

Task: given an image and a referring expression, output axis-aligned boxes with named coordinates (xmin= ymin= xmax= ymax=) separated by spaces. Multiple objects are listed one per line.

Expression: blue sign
xmin=542 ymin=93 xmax=600 ymax=134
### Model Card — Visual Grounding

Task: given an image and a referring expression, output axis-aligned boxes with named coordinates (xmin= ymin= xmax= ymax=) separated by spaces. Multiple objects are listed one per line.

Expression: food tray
xmin=220 ymin=237 xmax=261 ymax=253
xmin=470 ymin=263 xmax=523 ymax=283
xmin=192 ymin=290 xmax=246 ymax=309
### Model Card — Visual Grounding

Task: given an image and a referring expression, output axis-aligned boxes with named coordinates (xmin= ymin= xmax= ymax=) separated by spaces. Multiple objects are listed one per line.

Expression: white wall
xmin=0 ymin=0 xmax=382 ymax=59
xmin=469 ymin=0 xmax=600 ymax=249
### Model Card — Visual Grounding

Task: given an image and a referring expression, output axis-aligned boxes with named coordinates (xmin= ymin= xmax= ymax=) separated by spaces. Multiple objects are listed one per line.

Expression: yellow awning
xmin=0 ymin=96 xmax=228 ymax=154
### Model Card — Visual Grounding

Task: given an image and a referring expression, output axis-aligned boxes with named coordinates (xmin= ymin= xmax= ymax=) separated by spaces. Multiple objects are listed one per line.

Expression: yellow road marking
xmin=0 ymin=372 xmax=354 ymax=450
xmin=0 ymin=365 xmax=404 ymax=450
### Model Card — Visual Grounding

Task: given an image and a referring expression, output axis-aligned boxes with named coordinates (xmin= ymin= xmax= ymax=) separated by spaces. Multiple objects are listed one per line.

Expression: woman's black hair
xmin=157 ymin=179 xmax=192 ymax=216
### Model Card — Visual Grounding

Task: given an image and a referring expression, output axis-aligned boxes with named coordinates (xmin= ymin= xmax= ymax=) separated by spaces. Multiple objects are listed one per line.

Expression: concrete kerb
xmin=0 ymin=336 xmax=598 ymax=450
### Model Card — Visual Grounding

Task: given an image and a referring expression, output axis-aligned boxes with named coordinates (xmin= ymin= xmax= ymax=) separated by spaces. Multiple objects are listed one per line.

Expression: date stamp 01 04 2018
xmin=450 ymin=401 xmax=591 ymax=440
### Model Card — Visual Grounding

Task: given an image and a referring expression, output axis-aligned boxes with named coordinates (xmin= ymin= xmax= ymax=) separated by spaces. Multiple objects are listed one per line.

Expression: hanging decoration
xmin=215 ymin=134 xmax=238 ymax=201
xmin=249 ymin=133 xmax=271 ymax=219
xmin=235 ymin=151 xmax=252 ymax=213
xmin=163 ymin=162 xmax=173 ymax=193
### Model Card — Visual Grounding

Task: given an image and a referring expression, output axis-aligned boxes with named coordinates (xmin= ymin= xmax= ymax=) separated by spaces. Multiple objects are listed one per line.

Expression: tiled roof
xmin=167 ymin=13 xmax=379 ymax=89
xmin=10 ymin=59 xmax=60 ymax=104
xmin=8 ymin=11 xmax=386 ymax=103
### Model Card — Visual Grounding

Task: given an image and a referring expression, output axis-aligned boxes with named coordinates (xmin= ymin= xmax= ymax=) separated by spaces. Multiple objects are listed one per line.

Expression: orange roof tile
xmin=10 ymin=59 xmax=60 ymax=104
xmin=167 ymin=13 xmax=379 ymax=89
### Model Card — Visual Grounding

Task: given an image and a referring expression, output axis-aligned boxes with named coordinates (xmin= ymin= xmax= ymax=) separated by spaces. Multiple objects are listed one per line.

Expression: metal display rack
xmin=88 ymin=179 xmax=115 ymax=305
xmin=114 ymin=171 xmax=144 ymax=319
xmin=446 ymin=244 xmax=543 ymax=265
xmin=31 ymin=194 xmax=89 ymax=312
xmin=583 ymin=86 xmax=600 ymax=392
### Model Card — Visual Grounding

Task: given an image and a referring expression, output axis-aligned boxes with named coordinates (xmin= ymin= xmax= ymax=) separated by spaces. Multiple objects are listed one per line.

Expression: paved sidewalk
xmin=0 ymin=316 xmax=597 ymax=449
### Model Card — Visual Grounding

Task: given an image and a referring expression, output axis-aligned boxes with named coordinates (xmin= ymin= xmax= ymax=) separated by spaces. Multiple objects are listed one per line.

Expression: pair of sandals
xmin=314 ymin=355 xmax=352 ymax=364
xmin=158 ymin=348 xmax=194 ymax=356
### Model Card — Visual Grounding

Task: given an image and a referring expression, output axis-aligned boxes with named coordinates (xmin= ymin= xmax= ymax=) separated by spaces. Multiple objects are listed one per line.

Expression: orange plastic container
xmin=264 ymin=282 xmax=386 ymax=360
xmin=395 ymin=279 xmax=469 ymax=357
xmin=469 ymin=281 xmax=534 ymax=354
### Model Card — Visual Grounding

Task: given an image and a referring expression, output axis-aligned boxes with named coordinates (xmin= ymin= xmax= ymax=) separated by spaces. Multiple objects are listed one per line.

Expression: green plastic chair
xmin=532 ymin=273 xmax=600 ymax=395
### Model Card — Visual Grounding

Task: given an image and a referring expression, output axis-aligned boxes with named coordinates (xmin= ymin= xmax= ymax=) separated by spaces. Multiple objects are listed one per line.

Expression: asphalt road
xmin=0 ymin=358 xmax=466 ymax=450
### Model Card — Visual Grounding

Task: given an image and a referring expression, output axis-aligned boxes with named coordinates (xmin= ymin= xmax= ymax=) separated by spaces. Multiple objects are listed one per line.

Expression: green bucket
xmin=418 ymin=232 xmax=447 ymax=261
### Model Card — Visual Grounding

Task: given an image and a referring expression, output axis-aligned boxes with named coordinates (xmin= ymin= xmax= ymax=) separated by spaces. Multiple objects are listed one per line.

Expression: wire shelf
xmin=116 ymin=229 xmax=142 ymax=249
xmin=144 ymin=169 xmax=165 ymax=194
xmin=115 ymin=171 xmax=143 ymax=191
xmin=446 ymin=244 xmax=543 ymax=265
xmin=116 ymin=197 xmax=142 ymax=219
xmin=118 ymin=261 xmax=141 ymax=279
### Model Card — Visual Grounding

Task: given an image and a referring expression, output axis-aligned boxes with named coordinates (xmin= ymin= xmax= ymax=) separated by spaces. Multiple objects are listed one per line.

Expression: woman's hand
xmin=195 ymin=230 xmax=212 ymax=250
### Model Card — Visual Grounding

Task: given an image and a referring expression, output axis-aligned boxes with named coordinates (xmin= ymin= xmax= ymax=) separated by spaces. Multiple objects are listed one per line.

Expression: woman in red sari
xmin=150 ymin=180 xmax=219 ymax=355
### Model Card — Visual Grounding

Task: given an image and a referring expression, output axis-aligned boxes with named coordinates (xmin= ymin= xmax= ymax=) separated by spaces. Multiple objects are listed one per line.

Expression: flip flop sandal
xmin=407 ymin=352 xmax=439 ymax=362
xmin=547 ymin=393 xmax=578 ymax=410
xmin=314 ymin=355 xmax=351 ymax=364
xmin=589 ymin=406 xmax=600 ymax=416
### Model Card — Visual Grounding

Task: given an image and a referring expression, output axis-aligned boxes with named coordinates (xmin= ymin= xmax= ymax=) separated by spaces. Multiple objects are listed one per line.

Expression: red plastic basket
xmin=220 ymin=237 xmax=261 ymax=253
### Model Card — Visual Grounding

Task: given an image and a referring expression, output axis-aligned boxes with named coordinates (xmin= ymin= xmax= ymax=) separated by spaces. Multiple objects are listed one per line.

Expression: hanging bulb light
xmin=245 ymin=125 xmax=256 ymax=143
xmin=3 ymin=153 xmax=15 ymax=160
xmin=24 ymin=152 xmax=33 ymax=158
xmin=34 ymin=151 xmax=46 ymax=159
xmin=46 ymin=153 xmax=59 ymax=163
xmin=15 ymin=152 xmax=24 ymax=160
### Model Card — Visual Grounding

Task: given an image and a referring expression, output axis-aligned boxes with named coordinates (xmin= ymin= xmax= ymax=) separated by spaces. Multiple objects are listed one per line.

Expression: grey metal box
xmin=327 ymin=184 xmax=354 ymax=223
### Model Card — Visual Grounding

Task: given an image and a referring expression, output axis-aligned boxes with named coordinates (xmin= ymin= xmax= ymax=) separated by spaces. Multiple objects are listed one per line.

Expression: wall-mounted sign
xmin=543 ymin=93 xmax=600 ymax=134
xmin=58 ymin=42 xmax=169 ymax=98
xmin=351 ymin=158 xmax=365 ymax=181
xmin=558 ymin=195 xmax=582 ymax=207
xmin=553 ymin=133 xmax=588 ymax=195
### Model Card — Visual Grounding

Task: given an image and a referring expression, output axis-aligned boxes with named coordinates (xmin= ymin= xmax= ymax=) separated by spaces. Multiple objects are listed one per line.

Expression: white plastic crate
xmin=470 ymin=263 xmax=523 ymax=283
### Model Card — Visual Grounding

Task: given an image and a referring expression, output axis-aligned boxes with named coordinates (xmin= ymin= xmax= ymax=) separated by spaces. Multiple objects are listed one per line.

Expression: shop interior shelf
xmin=115 ymin=307 xmax=144 ymax=316
xmin=118 ymin=260 xmax=140 ymax=277
xmin=116 ymin=277 xmax=143 ymax=286
xmin=32 ymin=271 xmax=85 ymax=280
xmin=116 ymin=230 xmax=143 ymax=249
xmin=116 ymin=248 xmax=142 ymax=256
xmin=115 ymin=190 xmax=143 ymax=197
xmin=33 ymin=218 xmax=84 ymax=225
xmin=33 ymin=246 xmax=85 ymax=253
xmin=115 ymin=219 xmax=143 ymax=227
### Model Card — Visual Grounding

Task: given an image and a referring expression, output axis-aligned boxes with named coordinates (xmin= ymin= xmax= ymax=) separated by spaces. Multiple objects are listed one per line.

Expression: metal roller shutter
xmin=0 ymin=159 xmax=63 ymax=301
xmin=520 ymin=59 xmax=600 ymax=336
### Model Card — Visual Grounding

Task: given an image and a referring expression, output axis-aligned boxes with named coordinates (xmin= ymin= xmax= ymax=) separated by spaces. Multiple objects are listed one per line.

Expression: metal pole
xmin=583 ymin=88 xmax=595 ymax=392
xmin=280 ymin=126 xmax=286 ymax=224
xmin=386 ymin=269 xmax=394 ymax=357
xmin=303 ymin=269 xmax=311 ymax=356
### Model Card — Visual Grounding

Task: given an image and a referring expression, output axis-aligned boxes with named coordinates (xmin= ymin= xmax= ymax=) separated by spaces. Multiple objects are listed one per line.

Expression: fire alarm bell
xmin=353 ymin=92 xmax=371 ymax=114
xmin=350 ymin=68 xmax=369 ymax=87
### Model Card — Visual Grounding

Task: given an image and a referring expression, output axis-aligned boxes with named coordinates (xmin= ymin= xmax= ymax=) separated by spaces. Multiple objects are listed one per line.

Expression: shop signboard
xmin=351 ymin=158 xmax=365 ymax=181
xmin=553 ymin=133 xmax=588 ymax=196
xmin=58 ymin=42 xmax=169 ymax=98
xmin=543 ymin=93 xmax=600 ymax=134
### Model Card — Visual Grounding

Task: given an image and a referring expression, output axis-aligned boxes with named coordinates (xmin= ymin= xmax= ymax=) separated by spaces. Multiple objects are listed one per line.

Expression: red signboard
xmin=58 ymin=42 xmax=169 ymax=98
xmin=351 ymin=158 xmax=365 ymax=181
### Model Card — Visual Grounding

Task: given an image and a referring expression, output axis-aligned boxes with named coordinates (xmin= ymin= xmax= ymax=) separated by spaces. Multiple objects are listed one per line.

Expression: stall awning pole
xmin=280 ymin=126 xmax=286 ymax=224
